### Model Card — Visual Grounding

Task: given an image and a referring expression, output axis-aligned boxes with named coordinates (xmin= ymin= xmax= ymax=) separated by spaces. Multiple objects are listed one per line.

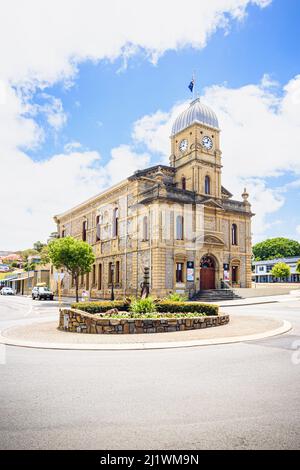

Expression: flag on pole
xmin=188 ymin=79 xmax=195 ymax=93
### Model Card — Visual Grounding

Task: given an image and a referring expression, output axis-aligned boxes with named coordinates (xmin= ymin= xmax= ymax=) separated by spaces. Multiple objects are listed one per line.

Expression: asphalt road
xmin=0 ymin=294 xmax=299 ymax=450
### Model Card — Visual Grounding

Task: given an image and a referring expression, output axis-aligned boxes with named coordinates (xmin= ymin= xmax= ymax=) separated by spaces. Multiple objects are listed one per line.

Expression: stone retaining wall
xmin=59 ymin=309 xmax=230 ymax=334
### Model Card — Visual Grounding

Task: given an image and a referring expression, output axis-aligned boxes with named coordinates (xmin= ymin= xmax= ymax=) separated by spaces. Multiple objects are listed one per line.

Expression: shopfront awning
xmin=13 ymin=272 xmax=34 ymax=282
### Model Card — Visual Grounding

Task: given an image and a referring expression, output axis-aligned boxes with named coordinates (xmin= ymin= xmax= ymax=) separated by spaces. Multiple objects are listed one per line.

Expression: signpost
xmin=54 ymin=272 xmax=65 ymax=306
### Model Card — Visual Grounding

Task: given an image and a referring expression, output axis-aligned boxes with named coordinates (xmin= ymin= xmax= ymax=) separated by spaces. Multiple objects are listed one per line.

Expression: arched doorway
xmin=200 ymin=255 xmax=216 ymax=290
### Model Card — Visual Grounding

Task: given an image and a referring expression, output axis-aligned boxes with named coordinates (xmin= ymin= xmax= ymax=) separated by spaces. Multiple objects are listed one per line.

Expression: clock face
xmin=202 ymin=136 xmax=213 ymax=150
xmin=179 ymin=139 xmax=188 ymax=152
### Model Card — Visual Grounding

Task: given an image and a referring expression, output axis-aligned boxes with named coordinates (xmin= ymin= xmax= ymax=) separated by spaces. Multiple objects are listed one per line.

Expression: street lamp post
xmin=110 ymin=263 xmax=115 ymax=301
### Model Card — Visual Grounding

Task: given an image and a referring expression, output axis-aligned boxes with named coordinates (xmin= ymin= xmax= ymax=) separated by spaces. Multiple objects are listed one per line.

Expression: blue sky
xmin=1 ymin=0 xmax=300 ymax=249
xmin=31 ymin=0 xmax=300 ymax=160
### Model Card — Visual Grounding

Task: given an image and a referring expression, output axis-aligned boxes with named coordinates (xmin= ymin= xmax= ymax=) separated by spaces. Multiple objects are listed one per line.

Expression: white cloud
xmin=132 ymin=75 xmax=300 ymax=240
xmin=0 ymin=145 xmax=148 ymax=250
xmin=0 ymin=0 xmax=270 ymax=85
xmin=0 ymin=0 xmax=273 ymax=248
xmin=40 ymin=95 xmax=67 ymax=131
xmin=105 ymin=145 xmax=151 ymax=186
xmin=64 ymin=141 xmax=82 ymax=153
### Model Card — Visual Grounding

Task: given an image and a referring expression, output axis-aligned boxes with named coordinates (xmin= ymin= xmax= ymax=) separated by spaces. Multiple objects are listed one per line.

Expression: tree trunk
xmin=75 ymin=274 xmax=79 ymax=303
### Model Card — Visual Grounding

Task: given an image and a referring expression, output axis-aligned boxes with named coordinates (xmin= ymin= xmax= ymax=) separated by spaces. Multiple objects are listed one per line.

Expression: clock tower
xmin=170 ymin=98 xmax=222 ymax=199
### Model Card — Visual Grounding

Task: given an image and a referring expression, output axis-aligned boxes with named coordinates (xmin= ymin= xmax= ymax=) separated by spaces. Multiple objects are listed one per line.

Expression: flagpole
xmin=193 ymin=71 xmax=195 ymax=101
xmin=192 ymin=70 xmax=196 ymax=101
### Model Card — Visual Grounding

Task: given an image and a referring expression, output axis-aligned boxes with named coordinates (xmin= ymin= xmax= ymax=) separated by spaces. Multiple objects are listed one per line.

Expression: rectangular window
xmin=176 ymin=216 xmax=184 ymax=240
xmin=108 ymin=262 xmax=113 ymax=284
xmin=176 ymin=262 xmax=184 ymax=283
xmin=82 ymin=220 xmax=87 ymax=241
xmin=113 ymin=208 xmax=119 ymax=237
xmin=92 ymin=264 xmax=96 ymax=285
xmin=98 ymin=264 xmax=102 ymax=290
xmin=116 ymin=260 xmax=120 ymax=284
xmin=96 ymin=215 xmax=100 ymax=242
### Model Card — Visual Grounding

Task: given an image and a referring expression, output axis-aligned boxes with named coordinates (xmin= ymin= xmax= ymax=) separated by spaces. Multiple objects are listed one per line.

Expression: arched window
xmin=205 ymin=175 xmax=211 ymax=195
xmin=232 ymin=223 xmax=238 ymax=245
xmin=142 ymin=216 xmax=149 ymax=241
xmin=176 ymin=215 xmax=184 ymax=240
xmin=112 ymin=208 xmax=119 ymax=237
xmin=181 ymin=177 xmax=186 ymax=190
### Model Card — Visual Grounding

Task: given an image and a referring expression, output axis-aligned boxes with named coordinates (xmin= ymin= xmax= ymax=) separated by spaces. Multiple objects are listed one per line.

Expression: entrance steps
xmin=191 ymin=289 xmax=242 ymax=302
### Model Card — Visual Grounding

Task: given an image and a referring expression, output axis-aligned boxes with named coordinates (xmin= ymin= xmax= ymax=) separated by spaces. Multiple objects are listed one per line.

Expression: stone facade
xmin=54 ymin=98 xmax=253 ymax=299
xmin=59 ymin=308 xmax=230 ymax=334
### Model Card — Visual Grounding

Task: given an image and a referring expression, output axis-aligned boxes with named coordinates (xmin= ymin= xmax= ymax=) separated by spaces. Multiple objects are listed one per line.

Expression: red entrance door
xmin=200 ymin=267 xmax=215 ymax=290
xmin=200 ymin=256 xmax=216 ymax=290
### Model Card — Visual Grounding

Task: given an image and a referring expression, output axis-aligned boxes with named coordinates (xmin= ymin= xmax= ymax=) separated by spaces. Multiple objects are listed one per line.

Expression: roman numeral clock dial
xmin=179 ymin=139 xmax=188 ymax=152
xmin=202 ymin=136 xmax=213 ymax=150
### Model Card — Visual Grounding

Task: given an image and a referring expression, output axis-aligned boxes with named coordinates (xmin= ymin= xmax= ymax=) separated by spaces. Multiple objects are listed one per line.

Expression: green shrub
xmin=71 ymin=300 xmax=129 ymax=314
xmin=130 ymin=297 xmax=157 ymax=314
xmin=71 ymin=299 xmax=218 ymax=317
xmin=166 ymin=292 xmax=188 ymax=301
xmin=156 ymin=301 xmax=218 ymax=316
xmin=96 ymin=312 xmax=207 ymax=319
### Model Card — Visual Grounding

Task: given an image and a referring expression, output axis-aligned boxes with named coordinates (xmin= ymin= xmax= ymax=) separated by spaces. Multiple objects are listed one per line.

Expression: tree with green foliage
xmin=296 ymin=260 xmax=300 ymax=275
xmin=271 ymin=262 xmax=291 ymax=281
xmin=33 ymin=241 xmax=46 ymax=253
xmin=47 ymin=236 xmax=95 ymax=302
xmin=20 ymin=248 xmax=39 ymax=261
xmin=40 ymin=245 xmax=50 ymax=265
xmin=253 ymin=238 xmax=300 ymax=261
xmin=24 ymin=262 xmax=36 ymax=272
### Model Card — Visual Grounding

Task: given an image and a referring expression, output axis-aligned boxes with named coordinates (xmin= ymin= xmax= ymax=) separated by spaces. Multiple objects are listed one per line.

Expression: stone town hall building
xmin=54 ymin=98 xmax=253 ymax=299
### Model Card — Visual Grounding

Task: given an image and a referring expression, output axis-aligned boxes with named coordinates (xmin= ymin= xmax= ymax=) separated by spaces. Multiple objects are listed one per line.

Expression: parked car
xmin=32 ymin=286 xmax=54 ymax=301
xmin=0 ymin=287 xmax=15 ymax=295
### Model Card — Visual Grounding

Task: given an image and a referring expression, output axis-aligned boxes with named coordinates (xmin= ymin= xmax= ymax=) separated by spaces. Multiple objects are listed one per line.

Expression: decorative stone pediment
xmin=204 ymin=234 xmax=224 ymax=246
xmin=204 ymin=198 xmax=224 ymax=210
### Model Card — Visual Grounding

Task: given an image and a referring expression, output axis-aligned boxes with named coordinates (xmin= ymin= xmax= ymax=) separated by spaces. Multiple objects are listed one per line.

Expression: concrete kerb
xmin=0 ymin=319 xmax=292 ymax=351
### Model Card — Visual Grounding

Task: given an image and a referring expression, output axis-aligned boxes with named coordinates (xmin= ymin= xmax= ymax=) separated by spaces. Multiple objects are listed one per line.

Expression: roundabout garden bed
xmin=59 ymin=299 xmax=229 ymax=334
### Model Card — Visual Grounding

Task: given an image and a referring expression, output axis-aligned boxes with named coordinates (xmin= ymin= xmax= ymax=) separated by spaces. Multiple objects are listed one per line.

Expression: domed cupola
xmin=171 ymin=98 xmax=219 ymax=136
